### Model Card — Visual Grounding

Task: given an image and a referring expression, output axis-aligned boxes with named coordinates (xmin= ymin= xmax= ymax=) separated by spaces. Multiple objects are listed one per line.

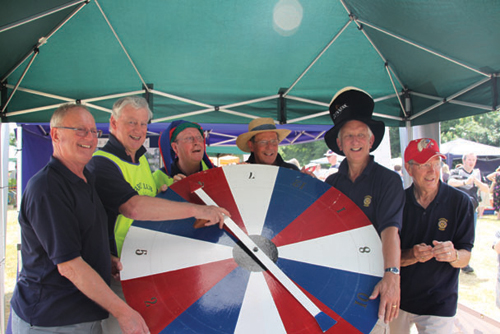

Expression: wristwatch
xmin=384 ymin=267 xmax=400 ymax=275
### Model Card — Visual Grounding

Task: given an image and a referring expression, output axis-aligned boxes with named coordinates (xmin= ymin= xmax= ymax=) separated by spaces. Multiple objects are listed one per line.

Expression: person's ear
xmin=405 ymin=163 xmax=413 ymax=177
xmin=50 ymin=127 xmax=60 ymax=142
xmin=247 ymin=140 xmax=255 ymax=153
xmin=336 ymin=138 xmax=343 ymax=152
xmin=110 ymin=115 xmax=118 ymax=131
xmin=172 ymin=142 xmax=179 ymax=156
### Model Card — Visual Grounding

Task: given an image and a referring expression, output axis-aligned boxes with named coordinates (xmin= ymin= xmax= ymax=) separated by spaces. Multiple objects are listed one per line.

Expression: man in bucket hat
xmin=391 ymin=138 xmax=474 ymax=333
xmin=324 ymin=87 xmax=404 ymax=332
xmin=236 ymin=118 xmax=300 ymax=171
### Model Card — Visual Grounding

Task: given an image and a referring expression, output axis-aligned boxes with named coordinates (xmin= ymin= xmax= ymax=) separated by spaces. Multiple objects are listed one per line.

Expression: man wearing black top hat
xmin=324 ymin=87 xmax=405 ymax=332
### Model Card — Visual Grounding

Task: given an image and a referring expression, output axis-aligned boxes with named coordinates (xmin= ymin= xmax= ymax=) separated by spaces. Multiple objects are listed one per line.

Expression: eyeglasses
xmin=54 ymin=127 xmax=102 ymax=138
xmin=255 ymin=139 xmax=279 ymax=147
xmin=409 ymin=161 xmax=441 ymax=170
xmin=175 ymin=135 xmax=204 ymax=144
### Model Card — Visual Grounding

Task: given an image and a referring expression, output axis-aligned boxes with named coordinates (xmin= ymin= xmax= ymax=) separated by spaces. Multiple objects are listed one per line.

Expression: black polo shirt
xmin=246 ymin=152 xmax=300 ymax=171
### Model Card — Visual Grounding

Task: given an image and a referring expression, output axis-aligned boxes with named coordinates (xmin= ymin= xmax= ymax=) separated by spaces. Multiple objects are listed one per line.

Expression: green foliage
xmin=386 ymin=110 xmax=500 ymax=159
xmin=9 ymin=131 xmax=16 ymax=147
xmin=8 ymin=177 xmax=16 ymax=188
xmin=279 ymin=140 xmax=330 ymax=168
xmin=441 ymin=110 xmax=500 ymax=146
xmin=389 ymin=127 xmax=401 ymax=158
xmin=279 ymin=110 xmax=500 ymax=166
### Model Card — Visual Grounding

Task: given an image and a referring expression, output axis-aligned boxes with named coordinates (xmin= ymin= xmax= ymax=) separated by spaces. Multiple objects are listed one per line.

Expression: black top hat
xmin=324 ymin=87 xmax=385 ymax=156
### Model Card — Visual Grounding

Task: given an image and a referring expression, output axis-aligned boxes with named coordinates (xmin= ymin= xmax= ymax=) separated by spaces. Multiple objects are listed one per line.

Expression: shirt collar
xmin=246 ymin=152 xmax=285 ymax=166
xmin=408 ymin=180 xmax=446 ymax=208
xmin=338 ymin=155 xmax=375 ymax=178
xmin=49 ymin=156 xmax=94 ymax=184
xmin=104 ymin=133 xmax=147 ymax=162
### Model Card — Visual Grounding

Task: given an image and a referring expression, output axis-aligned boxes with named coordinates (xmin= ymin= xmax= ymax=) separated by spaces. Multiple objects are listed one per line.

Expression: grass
xmin=458 ymin=214 xmax=500 ymax=322
xmin=4 ymin=209 xmax=500 ymax=329
xmin=4 ymin=208 xmax=20 ymax=328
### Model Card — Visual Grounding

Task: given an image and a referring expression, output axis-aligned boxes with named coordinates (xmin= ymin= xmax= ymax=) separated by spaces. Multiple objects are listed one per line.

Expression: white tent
xmin=440 ymin=138 xmax=500 ymax=157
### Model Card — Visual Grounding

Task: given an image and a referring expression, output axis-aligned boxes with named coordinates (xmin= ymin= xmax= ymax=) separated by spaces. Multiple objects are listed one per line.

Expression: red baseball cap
xmin=404 ymin=138 xmax=446 ymax=164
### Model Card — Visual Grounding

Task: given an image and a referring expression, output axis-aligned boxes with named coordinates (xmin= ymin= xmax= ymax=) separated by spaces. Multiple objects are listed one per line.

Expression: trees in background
xmin=441 ymin=110 xmax=500 ymax=147
xmin=281 ymin=110 xmax=500 ymax=167
xmin=279 ymin=140 xmax=329 ymax=168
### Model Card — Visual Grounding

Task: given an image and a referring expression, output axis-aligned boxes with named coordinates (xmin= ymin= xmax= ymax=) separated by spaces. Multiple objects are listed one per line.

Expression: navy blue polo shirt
xmin=11 ymin=157 xmax=110 ymax=326
xmin=400 ymin=181 xmax=474 ymax=317
xmin=87 ymin=134 xmax=144 ymax=254
xmin=325 ymin=156 xmax=404 ymax=234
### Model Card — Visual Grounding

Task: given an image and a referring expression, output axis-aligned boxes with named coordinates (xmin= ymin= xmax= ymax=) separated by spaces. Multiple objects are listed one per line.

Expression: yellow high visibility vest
xmin=93 ymin=150 xmax=157 ymax=257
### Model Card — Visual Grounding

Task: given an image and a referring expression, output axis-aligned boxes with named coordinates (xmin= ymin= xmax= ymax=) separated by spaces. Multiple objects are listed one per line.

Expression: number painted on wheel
xmin=136 ymin=249 xmax=148 ymax=255
xmin=145 ymin=297 xmax=157 ymax=307
xmin=291 ymin=179 xmax=306 ymax=190
xmin=359 ymin=247 xmax=371 ymax=253
xmin=354 ymin=292 xmax=370 ymax=308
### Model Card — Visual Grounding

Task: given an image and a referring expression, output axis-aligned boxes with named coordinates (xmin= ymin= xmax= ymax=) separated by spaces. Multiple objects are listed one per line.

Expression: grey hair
xmin=50 ymin=103 xmax=90 ymax=128
xmin=112 ymin=96 xmax=153 ymax=121
xmin=337 ymin=122 xmax=374 ymax=141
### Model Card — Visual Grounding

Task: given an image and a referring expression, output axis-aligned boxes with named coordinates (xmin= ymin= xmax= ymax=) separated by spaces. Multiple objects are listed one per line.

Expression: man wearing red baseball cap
xmin=390 ymin=138 xmax=475 ymax=333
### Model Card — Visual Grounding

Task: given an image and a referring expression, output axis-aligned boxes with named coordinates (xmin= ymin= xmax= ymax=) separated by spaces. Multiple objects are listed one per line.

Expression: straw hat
xmin=236 ymin=118 xmax=291 ymax=153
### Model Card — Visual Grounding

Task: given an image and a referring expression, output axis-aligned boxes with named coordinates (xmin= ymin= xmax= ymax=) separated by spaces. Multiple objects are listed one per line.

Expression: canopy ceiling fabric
xmin=1 ymin=0 xmax=499 ymax=127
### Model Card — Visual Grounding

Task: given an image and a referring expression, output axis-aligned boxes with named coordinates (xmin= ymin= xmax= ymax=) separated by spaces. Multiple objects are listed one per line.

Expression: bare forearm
xmin=119 ymin=195 xmax=230 ymax=228
xmin=381 ymin=227 xmax=401 ymax=269
xmin=120 ymin=195 xmax=197 ymax=221
xmin=448 ymin=178 xmax=463 ymax=187
xmin=449 ymin=249 xmax=471 ymax=268
xmin=370 ymin=227 xmax=400 ymax=323
xmin=474 ymin=179 xmax=489 ymax=193
xmin=400 ymin=248 xmax=417 ymax=267
xmin=58 ymin=257 xmax=132 ymax=318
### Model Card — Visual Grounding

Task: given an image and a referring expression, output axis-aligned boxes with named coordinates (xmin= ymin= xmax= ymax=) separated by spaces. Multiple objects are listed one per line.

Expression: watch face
xmin=386 ymin=267 xmax=400 ymax=274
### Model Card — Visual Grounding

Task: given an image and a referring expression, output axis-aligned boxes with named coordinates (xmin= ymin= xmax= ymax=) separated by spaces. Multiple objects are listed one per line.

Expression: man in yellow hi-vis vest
xmin=87 ymin=96 xmax=229 ymax=333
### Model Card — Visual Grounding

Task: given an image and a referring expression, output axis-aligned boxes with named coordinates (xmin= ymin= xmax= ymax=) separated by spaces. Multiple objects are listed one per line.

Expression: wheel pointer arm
xmin=193 ymin=187 xmax=336 ymax=332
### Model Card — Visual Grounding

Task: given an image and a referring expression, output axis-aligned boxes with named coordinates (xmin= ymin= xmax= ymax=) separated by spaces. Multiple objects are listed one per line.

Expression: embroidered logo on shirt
xmin=363 ymin=195 xmax=372 ymax=208
xmin=438 ymin=218 xmax=448 ymax=231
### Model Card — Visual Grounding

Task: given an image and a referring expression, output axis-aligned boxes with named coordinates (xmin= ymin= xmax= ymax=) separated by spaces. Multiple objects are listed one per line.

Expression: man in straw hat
xmin=391 ymin=138 xmax=474 ymax=333
xmin=236 ymin=118 xmax=300 ymax=171
xmin=324 ymin=87 xmax=404 ymax=332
